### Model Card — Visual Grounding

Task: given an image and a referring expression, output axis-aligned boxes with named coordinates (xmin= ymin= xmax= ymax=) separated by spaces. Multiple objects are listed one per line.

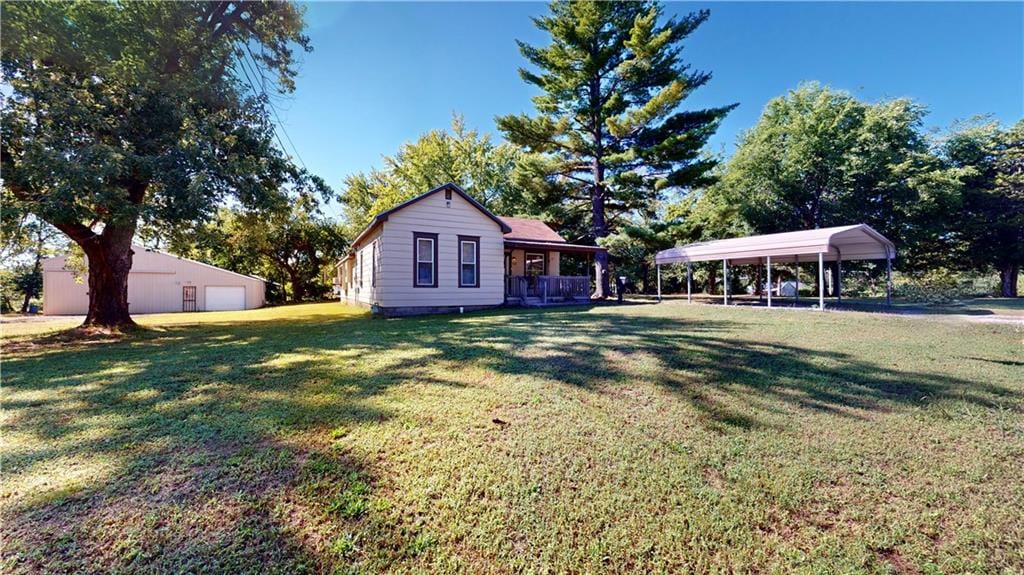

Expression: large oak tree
xmin=709 ymin=83 xmax=961 ymax=273
xmin=497 ymin=1 xmax=734 ymax=297
xmin=1 ymin=1 xmax=316 ymax=328
xmin=340 ymin=116 xmax=525 ymax=235
xmin=944 ymin=119 xmax=1024 ymax=297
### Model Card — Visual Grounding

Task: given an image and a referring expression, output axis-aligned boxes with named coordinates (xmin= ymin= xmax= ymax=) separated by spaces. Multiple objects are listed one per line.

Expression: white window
xmin=459 ymin=237 xmax=478 ymax=287
xmin=414 ymin=233 xmax=436 ymax=287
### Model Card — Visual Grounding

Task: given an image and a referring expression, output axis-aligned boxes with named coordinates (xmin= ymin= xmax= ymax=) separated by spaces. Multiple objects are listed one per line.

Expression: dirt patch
xmin=876 ymin=547 xmax=922 ymax=575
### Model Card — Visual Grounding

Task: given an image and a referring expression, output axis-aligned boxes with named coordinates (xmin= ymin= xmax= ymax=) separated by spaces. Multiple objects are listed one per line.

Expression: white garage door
xmin=205 ymin=286 xmax=246 ymax=311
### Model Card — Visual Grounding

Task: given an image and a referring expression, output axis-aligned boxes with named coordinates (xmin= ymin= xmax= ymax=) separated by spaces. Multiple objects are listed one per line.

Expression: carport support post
xmin=886 ymin=253 xmax=893 ymax=306
xmin=656 ymin=264 xmax=662 ymax=302
xmin=794 ymin=255 xmax=800 ymax=304
xmin=818 ymin=252 xmax=825 ymax=311
xmin=723 ymin=259 xmax=729 ymax=306
xmin=766 ymin=255 xmax=772 ymax=308
xmin=836 ymin=254 xmax=842 ymax=303
xmin=686 ymin=262 xmax=692 ymax=303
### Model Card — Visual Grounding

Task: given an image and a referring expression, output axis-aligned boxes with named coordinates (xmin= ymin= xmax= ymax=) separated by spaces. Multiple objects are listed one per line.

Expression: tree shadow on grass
xmin=1 ymin=304 xmax=1019 ymax=573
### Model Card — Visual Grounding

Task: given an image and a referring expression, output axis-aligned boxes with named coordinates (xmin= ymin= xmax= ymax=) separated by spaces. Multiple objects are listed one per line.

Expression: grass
xmin=1 ymin=301 xmax=1022 ymax=574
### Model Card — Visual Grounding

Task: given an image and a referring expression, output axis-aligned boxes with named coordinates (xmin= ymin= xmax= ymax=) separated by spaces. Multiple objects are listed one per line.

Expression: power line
xmin=236 ymin=47 xmax=307 ymax=172
xmin=244 ymin=45 xmax=309 ymax=172
xmin=234 ymin=53 xmax=293 ymax=165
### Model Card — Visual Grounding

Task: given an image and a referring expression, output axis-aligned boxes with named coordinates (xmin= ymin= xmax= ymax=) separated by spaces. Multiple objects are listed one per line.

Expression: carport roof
xmin=654 ymin=224 xmax=895 ymax=266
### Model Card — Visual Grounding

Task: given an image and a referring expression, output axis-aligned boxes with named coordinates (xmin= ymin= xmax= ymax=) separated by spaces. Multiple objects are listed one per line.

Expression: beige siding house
xmin=43 ymin=246 xmax=266 ymax=315
xmin=336 ymin=183 xmax=605 ymax=316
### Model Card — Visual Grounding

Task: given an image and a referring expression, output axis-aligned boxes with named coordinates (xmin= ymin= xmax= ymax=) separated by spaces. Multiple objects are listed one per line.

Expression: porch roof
xmin=500 ymin=217 xmax=567 ymax=243
xmin=504 ymin=239 xmax=606 ymax=254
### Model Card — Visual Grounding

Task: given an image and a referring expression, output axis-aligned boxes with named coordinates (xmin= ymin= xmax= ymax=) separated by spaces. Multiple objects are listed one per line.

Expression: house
xmin=335 ymin=183 xmax=606 ymax=316
xmin=42 ymin=246 xmax=266 ymax=315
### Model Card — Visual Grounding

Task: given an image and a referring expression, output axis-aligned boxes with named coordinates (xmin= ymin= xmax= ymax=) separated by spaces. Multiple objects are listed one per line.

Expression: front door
xmin=525 ymin=252 xmax=545 ymax=296
xmin=182 ymin=285 xmax=197 ymax=312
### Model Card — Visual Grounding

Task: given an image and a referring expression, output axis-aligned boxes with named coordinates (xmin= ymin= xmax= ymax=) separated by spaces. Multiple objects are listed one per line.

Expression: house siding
xmin=42 ymin=248 xmax=265 ymax=315
xmin=378 ymin=191 xmax=504 ymax=308
xmin=339 ymin=227 xmax=382 ymax=306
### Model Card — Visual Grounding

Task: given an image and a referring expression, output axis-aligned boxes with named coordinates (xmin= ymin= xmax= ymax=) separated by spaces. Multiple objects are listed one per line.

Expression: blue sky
xmin=278 ymin=1 xmax=1023 ymax=215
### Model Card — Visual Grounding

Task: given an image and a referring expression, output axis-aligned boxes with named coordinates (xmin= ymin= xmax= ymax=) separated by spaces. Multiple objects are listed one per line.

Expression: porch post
xmin=766 ymin=255 xmax=772 ymax=308
xmin=686 ymin=262 xmax=692 ymax=303
xmin=886 ymin=253 xmax=893 ymax=306
xmin=587 ymin=254 xmax=593 ymax=298
xmin=723 ymin=259 xmax=729 ymax=306
xmin=818 ymin=252 xmax=825 ymax=311
xmin=656 ymin=264 xmax=662 ymax=302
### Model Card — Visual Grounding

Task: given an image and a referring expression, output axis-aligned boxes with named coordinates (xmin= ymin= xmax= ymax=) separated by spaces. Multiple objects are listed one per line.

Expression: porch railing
xmin=506 ymin=275 xmax=590 ymax=303
xmin=505 ymin=275 xmax=528 ymax=299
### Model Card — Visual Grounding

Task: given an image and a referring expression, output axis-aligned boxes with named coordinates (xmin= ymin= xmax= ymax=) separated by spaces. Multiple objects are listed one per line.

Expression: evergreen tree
xmin=497 ymin=1 xmax=734 ymax=297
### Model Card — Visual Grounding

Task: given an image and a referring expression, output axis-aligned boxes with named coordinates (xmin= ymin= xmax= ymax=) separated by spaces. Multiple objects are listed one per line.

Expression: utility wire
xmin=243 ymin=45 xmax=310 ymax=173
xmin=235 ymin=47 xmax=307 ymax=169
xmin=234 ymin=53 xmax=293 ymax=165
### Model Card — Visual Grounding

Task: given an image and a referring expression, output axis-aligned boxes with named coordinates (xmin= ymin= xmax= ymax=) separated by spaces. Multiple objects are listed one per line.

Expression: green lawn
xmin=2 ymin=302 xmax=1022 ymax=574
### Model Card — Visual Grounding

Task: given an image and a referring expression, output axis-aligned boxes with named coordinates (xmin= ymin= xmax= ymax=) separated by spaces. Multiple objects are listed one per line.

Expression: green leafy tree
xmin=711 ymin=83 xmax=961 ymax=272
xmin=340 ymin=116 xmax=524 ymax=234
xmin=497 ymin=1 xmax=734 ymax=297
xmin=943 ymin=119 xmax=1024 ymax=296
xmin=169 ymin=201 xmax=346 ymax=303
xmin=601 ymin=216 xmax=682 ymax=293
xmin=1 ymin=1 xmax=318 ymax=328
xmin=664 ymin=180 xmax=752 ymax=293
xmin=1 ymin=195 xmax=65 ymax=312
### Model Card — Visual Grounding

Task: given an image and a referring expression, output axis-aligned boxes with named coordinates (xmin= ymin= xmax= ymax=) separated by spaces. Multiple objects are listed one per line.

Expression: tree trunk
xmin=1000 ymin=264 xmax=1019 ymax=297
xmin=707 ymin=266 xmax=717 ymax=295
xmin=81 ymin=226 xmax=137 ymax=328
xmin=589 ymin=72 xmax=609 ymax=300
xmin=591 ymin=173 xmax=609 ymax=299
xmin=20 ymin=231 xmax=46 ymax=313
xmin=290 ymin=273 xmax=305 ymax=303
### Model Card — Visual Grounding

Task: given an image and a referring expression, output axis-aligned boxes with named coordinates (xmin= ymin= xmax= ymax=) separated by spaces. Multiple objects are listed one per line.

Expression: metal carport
xmin=654 ymin=224 xmax=897 ymax=309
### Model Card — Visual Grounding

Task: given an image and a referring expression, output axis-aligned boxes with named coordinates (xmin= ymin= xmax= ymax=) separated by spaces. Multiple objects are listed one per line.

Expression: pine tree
xmin=497 ymin=1 xmax=734 ymax=297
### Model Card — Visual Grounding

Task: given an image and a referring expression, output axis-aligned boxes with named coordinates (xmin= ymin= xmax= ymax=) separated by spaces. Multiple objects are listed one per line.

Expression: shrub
xmin=894 ymin=269 xmax=977 ymax=303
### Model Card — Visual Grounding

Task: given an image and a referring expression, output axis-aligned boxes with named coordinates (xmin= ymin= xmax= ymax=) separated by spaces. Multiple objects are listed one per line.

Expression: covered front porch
xmin=503 ymin=239 xmax=606 ymax=305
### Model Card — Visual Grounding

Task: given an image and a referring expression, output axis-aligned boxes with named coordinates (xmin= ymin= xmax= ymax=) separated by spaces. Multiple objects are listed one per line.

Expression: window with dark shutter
xmin=413 ymin=232 xmax=438 ymax=287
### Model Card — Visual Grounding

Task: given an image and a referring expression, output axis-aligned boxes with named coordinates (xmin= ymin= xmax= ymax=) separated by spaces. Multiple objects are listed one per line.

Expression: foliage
xmin=0 ymin=270 xmax=18 ymax=313
xmin=700 ymin=83 xmax=961 ymax=272
xmin=340 ymin=115 xmax=525 ymax=234
xmin=0 ymin=201 xmax=65 ymax=312
xmin=893 ymin=268 xmax=978 ymax=304
xmin=941 ymin=118 xmax=1024 ymax=296
xmin=169 ymin=201 xmax=346 ymax=303
xmin=497 ymin=1 xmax=735 ymax=296
xmin=601 ymin=216 xmax=683 ymax=293
xmin=2 ymin=303 xmax=1022 ymax=572
xmin=1 ymin=1 xmax=321 ymax=326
